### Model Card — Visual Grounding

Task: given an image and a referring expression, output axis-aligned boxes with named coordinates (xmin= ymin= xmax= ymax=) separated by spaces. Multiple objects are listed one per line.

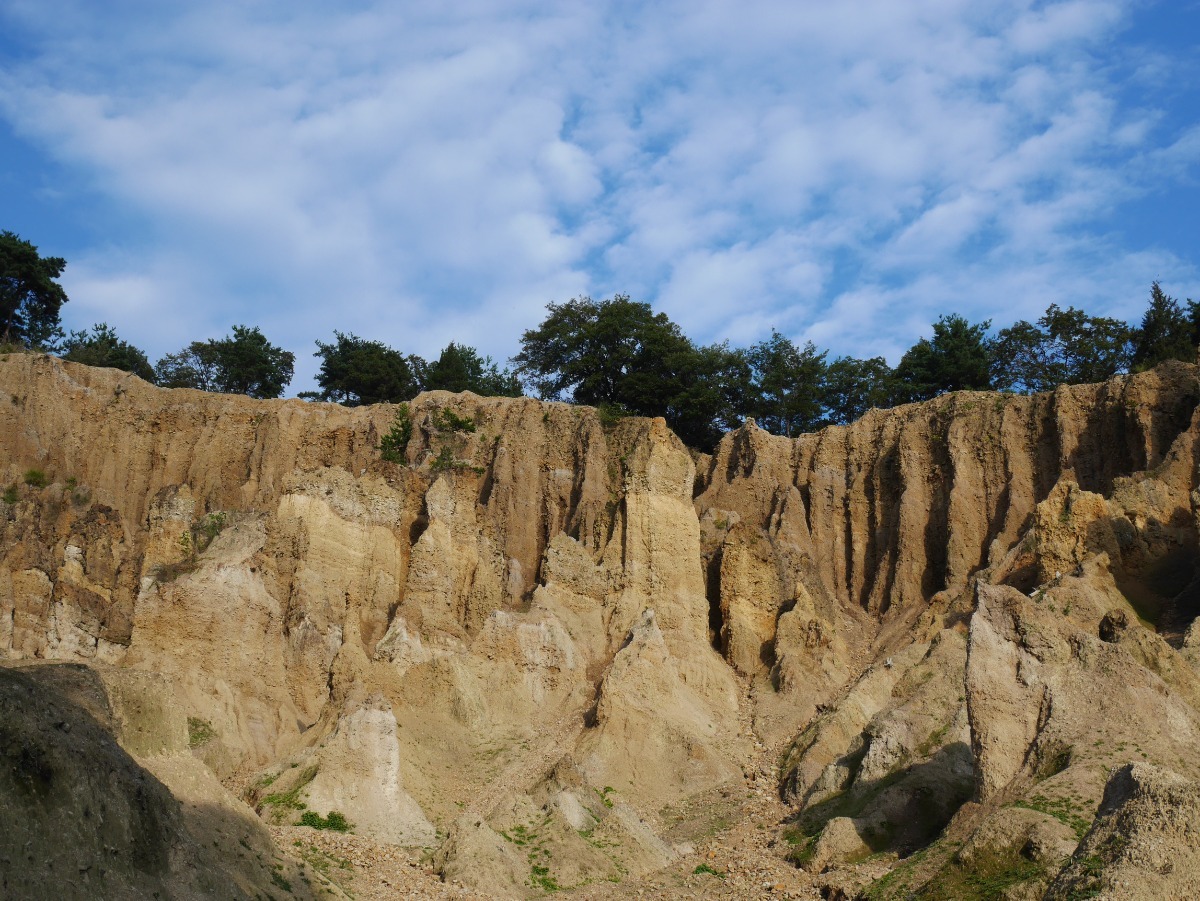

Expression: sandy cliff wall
xmin=4 ymin=352 xmax=1200 ymax=898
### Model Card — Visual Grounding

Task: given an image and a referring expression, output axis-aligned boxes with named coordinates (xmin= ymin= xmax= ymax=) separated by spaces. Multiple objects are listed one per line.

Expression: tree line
xmin=3 ymin=229 xmax=1197 ymax=450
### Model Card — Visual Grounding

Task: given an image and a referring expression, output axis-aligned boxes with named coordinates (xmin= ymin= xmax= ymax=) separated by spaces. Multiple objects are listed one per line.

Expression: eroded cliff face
xmin=3 ymin=352 xmax=1200 ymax=899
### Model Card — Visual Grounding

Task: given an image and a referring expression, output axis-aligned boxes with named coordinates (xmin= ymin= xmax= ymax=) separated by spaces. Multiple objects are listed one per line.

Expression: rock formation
xmin=3 ymin=351 xmax=1200 ymax=898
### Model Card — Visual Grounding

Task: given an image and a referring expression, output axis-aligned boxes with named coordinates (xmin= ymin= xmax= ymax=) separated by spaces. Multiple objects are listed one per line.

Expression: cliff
xmin=3 ymin=351 xmax=1200 ymax=899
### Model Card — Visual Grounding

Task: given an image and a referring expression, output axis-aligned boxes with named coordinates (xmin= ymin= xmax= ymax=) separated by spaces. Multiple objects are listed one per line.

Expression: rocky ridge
xmin=3 ymin=351 xmax=1200 ymax=898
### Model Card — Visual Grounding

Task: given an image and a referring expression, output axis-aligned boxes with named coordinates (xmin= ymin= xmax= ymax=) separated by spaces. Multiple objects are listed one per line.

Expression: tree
xmin=665 ymin=342 xmax=752 ymax=449
xmin=513 ymin=295 xmax=693 ymax=412
xmin=745 ymin=331 xmax=827 ymax=436
xmin=424 ymin=342 xmax=523 ymax=397
xmin=304 ymin=332 xmax=420 ymax=405
xmin=894 ymin=314 xmax=993 ymax=401
xmin=822 ymin=355 xmax=895 ymax=424
xmin=155 ymin=325 xmax=294 ymax=398
xmin=1132 ymin=282 xmax=1195 ymax=371
xmin=0 ymin=231 xmax=69 ymax=348
xmin=61 ymin=323 xmax=155 ymax=382
xmin=513 ymin=294 xmax=734 ymax=448
xmin=993 ymin=305 xmax=1135 ymax=393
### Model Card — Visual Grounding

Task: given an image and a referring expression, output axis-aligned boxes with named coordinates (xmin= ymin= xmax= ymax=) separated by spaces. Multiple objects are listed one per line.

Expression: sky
xmin=1 ymin=0 xmax=1198 ymax=394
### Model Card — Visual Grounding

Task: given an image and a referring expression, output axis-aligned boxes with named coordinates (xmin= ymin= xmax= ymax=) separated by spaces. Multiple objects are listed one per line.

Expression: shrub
xmin=380 ymin=403 xmax=412 ymax=463
xmin=297 ymin=810 xmax=352 ymax=832
xmin=433 ymin=407 xmax=476 ymax=433
xmin=2 ymin=484 xmax=16 ymax=505
xmin=23 ymin=468 xmax=47 ymax=488
xmin=196 ymin=511 xmax=227 ymax=551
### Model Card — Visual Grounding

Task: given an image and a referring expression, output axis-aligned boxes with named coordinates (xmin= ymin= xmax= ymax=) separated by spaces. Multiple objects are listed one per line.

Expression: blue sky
xmin=1 ymin=0 xmax=1198 ymax=394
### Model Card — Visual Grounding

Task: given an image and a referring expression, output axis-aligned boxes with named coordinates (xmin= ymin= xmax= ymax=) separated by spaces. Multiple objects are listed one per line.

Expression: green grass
xmin=186 ymin=716 xmax=216 ymax=748
xmin=915 ymin=846 xmax=1044 ymax=900
xmin=23 ymin=468 xmax=47 ymax=488
xmin=261 ymin=765 xmax=318 ymax=814
xmin=1012 ymin=793 xmax=1092 ymax=839
xmin=2 ymin=484 xmax=17 ymax=505
xmin=692 ymin=863 xmax=725 ymax=878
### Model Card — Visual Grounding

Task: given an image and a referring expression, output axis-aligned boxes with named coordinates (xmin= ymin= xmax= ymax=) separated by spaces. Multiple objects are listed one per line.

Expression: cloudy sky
xmin=1 ymin=0 xmax=1198 ymax=393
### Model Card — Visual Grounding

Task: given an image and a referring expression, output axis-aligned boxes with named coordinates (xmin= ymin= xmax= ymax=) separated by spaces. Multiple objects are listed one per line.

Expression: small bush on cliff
xmin=297 ymin=810 xmax=352 ymax=832
xmin=2 ymin=484 xmax=17 ymax=505
xmin=379 ymin=403 xmax=412 ymax=463
xmin=23 ymin=469 xmax=46 ymax=488
xmin=432 ymin=406 xmax=476 ymax=433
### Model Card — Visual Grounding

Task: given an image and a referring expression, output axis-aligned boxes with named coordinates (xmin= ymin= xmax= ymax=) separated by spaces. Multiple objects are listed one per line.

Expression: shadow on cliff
xmin=784 ymin=741 xmax=975 ymax=866
xmin=0 ymin=664 xmax=314 ymax=901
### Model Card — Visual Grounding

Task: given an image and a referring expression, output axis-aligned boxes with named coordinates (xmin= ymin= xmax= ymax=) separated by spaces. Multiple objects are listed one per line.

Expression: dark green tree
xmin=993 ymin=305 xmax=1134 ymax=393
xmin=513 ymin=294 xmax=692 ymax=411
xmin=894 ymin=314 xmax=993 ymax=401
xmin=304 ymin=332 xmax=420 ymax=405
xmin=154 ymin=343 xmax=221 ymax=392
xmin=1132 ymin=282 xmax=1195 ymax=371
xmin=155 ymin=325 xmax=294 ymax=398
xmin=513 ymin=294 xmax=732 ymax=448
xmin=745 ymin=331 xmax=827 ymax=436
xmin=424 ymin=342 xmax=523 ymax=397
xmin=61 ymin=323 xmax=155 ymax=381
xmin=822 ymin=355 xmax=895 ymax=424
xmin=0 ymin=231 xmax=69 ymax=348
xmin=665 ymin=343 xmax=752 ymax=449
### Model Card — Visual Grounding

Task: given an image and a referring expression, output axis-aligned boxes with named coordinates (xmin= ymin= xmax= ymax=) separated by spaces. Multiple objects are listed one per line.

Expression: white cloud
xmin=0 ymin=0 xmax=1196 ymax=392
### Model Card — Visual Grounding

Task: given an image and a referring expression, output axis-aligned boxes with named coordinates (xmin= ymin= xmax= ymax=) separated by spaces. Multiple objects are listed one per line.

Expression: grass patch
xmin=1012 ymin=793 xmax=1092 ymax=839
xmin=187 ymin=717 xmax=216 ymax=749
xmin=783 ymin=828 xmax=818 ymax=868
xmin=261 ymin=765 xmax=318 ymax=816
xmin=2 ymin=484 xmax=17 ymax=505
xmin=23 ymin=468 xmax=47 ymax=488
xmin=916 ymin=845 xmax=1044 ymax=900
xmin=692 ymin=862 xmax=725 ymax=878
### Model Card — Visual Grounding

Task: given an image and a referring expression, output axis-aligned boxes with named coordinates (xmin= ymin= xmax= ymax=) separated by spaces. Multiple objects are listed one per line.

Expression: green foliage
xmin=297 ymin=810 xmax=352 ymax=832
xmin=0 ymin=230 xmax=68 ymax=349
xmin=304 ymin=331 xmax=420 ymax=405
xmin=1131 ymin=281 xmax=1197 ymax=371
xmin=895 ymin=314 xmax=994 ymax=402
xmin=23 ymin=468 xmax=47 ymax=488
xmin=2 ymin=484 xmax=17 ymax=505
xmin=187 ymin=717 xmax=216 ymax=748
xmin=261 ymin=765 xmax=318 ymax=812
xmin=61 ymin=323 xmax=155 ymax=381
xmin=424 ymin=342 xmax=523 ymax=397
xmin=992 ymin=305 xmax=1133 ymax=392
xmin=429 ymin=445 xmax=469 ymax=472
xmin=823 ymin=355 xmax=896 ymax=424
xmin=195 ymin=511 xmax=227 ymax=551
xmin=432 ymin=406 xmax=476 ymax=433
xmin=513 ymin=294 xmax=741 ymax=449
xmin=1012 ymin=793 xmax=1091 ymax=839
xmin=692 ymin=862 xmax=725 ymax=878
xmin=914 ymin=845 xmax=1044 ymax=900
xmin=380 ymin=403 xmax=412 ymax=463
xmin=270 ymin=866 xmax=291 ymax=893
xmin=745 ymin=330 xmax=827 ymax=436
xmin=155 ymin=325 xmax=294 ymax=398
